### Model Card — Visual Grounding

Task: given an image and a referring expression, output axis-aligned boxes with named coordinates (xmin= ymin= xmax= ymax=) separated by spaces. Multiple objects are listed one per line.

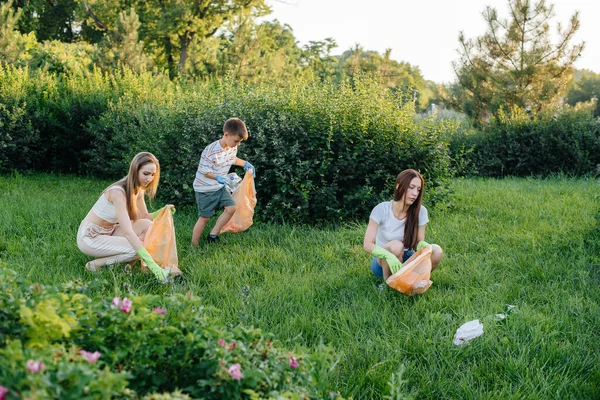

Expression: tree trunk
xmin=178 ymin=32 xmax=195 ymax=75
xmin=165 ymin=35 xmax=175 ymax=78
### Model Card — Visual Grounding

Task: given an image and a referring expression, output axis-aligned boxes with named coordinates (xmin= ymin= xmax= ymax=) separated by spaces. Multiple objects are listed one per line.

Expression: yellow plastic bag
xmin=220 ymin=171 xmax=257 ymax=233
xmin=142 ymin=206 xmax=181 ymax=276
xmin=386 ymin=245 xmax=432 ymax=295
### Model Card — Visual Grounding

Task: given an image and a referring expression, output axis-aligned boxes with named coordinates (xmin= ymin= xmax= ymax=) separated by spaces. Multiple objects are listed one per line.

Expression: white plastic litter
xmin=494 ymin=305 xmax=518 ymax=320
xmin=413 ymin=280 xmax=429 ymax=290
xmin=224 ymin=173 xmax=242 ymax=194
xmin=453 ymin=319 xmax=484 ymax=346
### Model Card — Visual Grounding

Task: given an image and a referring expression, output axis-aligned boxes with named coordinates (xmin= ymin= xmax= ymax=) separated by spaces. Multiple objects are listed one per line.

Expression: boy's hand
xmin=215 ymin=176 xmax=227 ymax=185
xmin=243 ymin=161 xmax=256 ymax=178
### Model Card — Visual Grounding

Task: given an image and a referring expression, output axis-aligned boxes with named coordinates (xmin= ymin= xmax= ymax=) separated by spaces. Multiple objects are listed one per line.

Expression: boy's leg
xmin=192 ymin=217 xmax=210 ymax=247
xmin=208 ymin=188 xmax=237 ymax=237
xmin=192 ymin=190 xmax=219 ymax=247
xmin=210 ymin=205 xmax=236 ymax=235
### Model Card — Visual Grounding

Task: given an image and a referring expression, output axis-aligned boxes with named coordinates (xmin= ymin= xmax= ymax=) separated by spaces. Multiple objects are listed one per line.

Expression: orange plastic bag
xmin=142 ymin=206 xmax=181 ymax=276
xmin=220 ymin=171 xmax=257 ymax=233
xmin=386 ymin=245 xmax=432 ymax=295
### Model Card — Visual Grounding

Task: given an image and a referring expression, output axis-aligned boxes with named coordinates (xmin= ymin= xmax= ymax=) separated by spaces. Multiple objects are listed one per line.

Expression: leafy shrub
xmin=0 ymin=64 xmax=174 ymax=174
xmin=0 ymin=265 xmax=342 ymax=399
xmin=0 ymin=65 xmax=109 ymax=173
xmin=0 ymin=66 xmax=456 ymax=223
xmin=0 ymin=340 xmax=132 ymax=399
xmin=31 ymin=40 xmax=97 ymax=75
xmin=449 ymin=107 xmax=600 ymax=177
xmin=0 ymin=101 xmax=39 ymax=172
xmin=84 ymin=75 xmax=456 ymax=223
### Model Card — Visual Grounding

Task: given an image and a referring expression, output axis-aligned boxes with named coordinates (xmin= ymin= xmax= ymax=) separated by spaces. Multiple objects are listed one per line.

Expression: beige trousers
xmin=76 ymin=220 xmax=138 ymax=267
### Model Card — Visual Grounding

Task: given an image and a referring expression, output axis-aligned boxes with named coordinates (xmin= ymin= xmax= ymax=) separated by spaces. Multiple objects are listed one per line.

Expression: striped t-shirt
xmin=193 ymin=140 xmax=238 ymax=192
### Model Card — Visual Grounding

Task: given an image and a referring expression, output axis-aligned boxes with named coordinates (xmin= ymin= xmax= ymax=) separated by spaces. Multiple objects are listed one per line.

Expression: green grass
xmin=1 ymin=173 xmax=599 ymax=399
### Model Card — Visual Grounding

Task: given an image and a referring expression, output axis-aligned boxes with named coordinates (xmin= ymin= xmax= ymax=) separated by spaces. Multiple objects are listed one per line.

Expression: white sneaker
xmin=85 ymin=262 xmax=99 ymax=272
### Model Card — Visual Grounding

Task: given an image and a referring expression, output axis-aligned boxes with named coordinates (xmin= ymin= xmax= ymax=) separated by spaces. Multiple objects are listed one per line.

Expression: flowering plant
xmin=0 ymin=265 xmax=342 ymax=399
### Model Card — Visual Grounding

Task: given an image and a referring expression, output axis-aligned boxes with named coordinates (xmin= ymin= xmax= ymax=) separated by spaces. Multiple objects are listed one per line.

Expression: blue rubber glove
xmin=215 ymin=175 xmax=227 ymax=185
xmin=243 ymin=161 xmax=256 ymax=177
xmin=372 ymin=245 xmax=403 ymax=275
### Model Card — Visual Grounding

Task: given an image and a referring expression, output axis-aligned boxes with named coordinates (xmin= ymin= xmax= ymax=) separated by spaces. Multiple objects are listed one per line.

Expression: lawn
xmin=0 ymin=173 xmax=598 ymax=399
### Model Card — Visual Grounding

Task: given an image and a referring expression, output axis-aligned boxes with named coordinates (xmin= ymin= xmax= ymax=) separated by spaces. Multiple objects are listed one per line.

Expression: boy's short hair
xmin=223 ymin=118 xmax=248 ymax=140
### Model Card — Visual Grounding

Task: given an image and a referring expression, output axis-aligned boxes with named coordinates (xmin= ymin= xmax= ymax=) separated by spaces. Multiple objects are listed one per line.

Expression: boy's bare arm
xmin=234 ymin=157 xmax=246 ymax=167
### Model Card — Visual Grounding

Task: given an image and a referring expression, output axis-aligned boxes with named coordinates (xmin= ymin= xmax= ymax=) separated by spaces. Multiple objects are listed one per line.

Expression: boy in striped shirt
xmin=191 ymin=118 xmax=255 ymax=246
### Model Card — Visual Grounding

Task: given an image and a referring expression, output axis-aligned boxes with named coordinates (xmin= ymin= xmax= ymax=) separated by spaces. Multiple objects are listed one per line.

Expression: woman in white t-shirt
xmin=363 ymin=169 xmax=443 ymax=279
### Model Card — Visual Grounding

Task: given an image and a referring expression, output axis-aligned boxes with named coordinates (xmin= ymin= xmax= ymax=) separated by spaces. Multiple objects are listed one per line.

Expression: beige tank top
xmin=90 ymin=186 xmax=125 ymax=223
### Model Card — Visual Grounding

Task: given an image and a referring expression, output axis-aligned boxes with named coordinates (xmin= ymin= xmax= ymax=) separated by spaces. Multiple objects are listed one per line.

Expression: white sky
xmin=263 ymin=0 xmax=599 ymax=83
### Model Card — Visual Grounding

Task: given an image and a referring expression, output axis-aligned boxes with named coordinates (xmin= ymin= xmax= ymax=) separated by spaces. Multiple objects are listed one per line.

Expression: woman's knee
xmin=432 ymin=244 xmax=443 ymax=258
xmin=385 ymin=240 xmax=404 ymax=258
xmin=133 ymin=218 xmax=152 ymax=238
xmin=133 ymin=218 xmax=152 ymax=229
xmin=431 ymin=244 xmax=443 ymax=269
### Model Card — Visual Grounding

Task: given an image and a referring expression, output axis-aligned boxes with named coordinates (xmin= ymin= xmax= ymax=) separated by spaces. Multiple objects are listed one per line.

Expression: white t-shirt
xmin=369 ymin=201 xmax=429 ymax=248
xmin=193 ymin=140 xmax=238 ymax=192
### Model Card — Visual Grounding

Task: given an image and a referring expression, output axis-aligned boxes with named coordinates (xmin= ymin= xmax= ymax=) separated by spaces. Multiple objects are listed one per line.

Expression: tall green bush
xmin=449 ymin=107 xmax=600 ymax=177
xmin=0 ymin=65 xmax=176 ymax=174
xmin=0 ymin=66 xmax=456 ymax=223
xmin=84 ymin=75 xmax=456 ymax=223
xmin=0 ymin=65 xmax=107 ymax=172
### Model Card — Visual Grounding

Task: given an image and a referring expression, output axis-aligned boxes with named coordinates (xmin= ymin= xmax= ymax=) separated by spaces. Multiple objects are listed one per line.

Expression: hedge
xmin=0 ymin=65 xmax=457 ymax=223
xmin=449 ymin=107 xmax=600 ymax=177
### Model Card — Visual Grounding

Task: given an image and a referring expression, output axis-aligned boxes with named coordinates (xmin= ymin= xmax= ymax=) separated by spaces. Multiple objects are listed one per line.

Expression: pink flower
xmin=227 ymin=363 xmax=242 ymax=381
xmin=228 ymin=341 xmax=237 ymax=350
xmin=80 ymin=350 xmax=101 ymax=364
xmin=111 ymin=297 xmax=121 ymax=307
xmin=289 ymin=356 xmax=300 ymax=368
xmin=26 ymin=360 xmax=45 ymax=374
xmin=0 ymin=386 xmax=9 ymax=400
xmin=152 ymin=308 xmax=167 ymax=315
xmin=119 ymin=297 xmax=132 ymax=313
xmin=218 ymin=339 xmax=226 ymax=347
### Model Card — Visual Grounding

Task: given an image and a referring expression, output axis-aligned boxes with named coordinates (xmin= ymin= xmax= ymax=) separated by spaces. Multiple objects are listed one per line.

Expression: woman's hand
xmin=372 ymin=246 xmax=402 ymax=274
xmin=136 ymin=247 xmax=168 ymax=283
xmin=151 ymin=205 xmax=176 ymax=220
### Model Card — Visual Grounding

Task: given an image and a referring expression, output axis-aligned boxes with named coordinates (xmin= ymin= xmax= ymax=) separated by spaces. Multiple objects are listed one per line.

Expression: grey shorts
xmin=195 ymin=187 xmax=235 ymax=217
